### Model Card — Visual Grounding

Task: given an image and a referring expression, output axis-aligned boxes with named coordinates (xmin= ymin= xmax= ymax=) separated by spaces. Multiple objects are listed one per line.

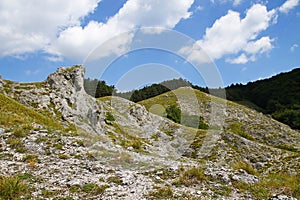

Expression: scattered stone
xmin=269 ymin=194 xmax=297 ymax=200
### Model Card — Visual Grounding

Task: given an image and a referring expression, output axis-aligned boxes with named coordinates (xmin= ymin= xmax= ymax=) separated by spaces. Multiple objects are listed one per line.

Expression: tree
xmin=165 ymin=105 xmax=181 ymax=124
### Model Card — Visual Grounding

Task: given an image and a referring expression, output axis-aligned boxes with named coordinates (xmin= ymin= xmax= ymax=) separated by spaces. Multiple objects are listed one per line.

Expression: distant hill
xmin=226 ymin=68 xmax=300 ymax=129
xmin=115 ymin=68 xmax=300 ymax=129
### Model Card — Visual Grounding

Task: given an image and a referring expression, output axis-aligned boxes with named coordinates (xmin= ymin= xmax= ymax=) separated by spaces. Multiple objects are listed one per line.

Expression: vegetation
xmin=226 ymin=68 xmax=300 ymax=129
xmin=148 ymin=186 xmax=173 ymax=199
xmin=82 ymin=183 xmax=108 ymax=195
xmin=105 ymin=112 xmax=115 ymax=122
xmin=234 ymin=173 xmax=300 ymax=199
xmin=0 ymin=175 xmax=30 ymax=199
xmin=165 ymin=105 xmax=181 ymax=123
xmin=173 ymin=167 xmax=205 ymax=186
xmin=231 ymin=161 xmax=258 ymax=176
xmin=0 ymin=92 xmax=65 ymax=131
xmin=117 ymin=78 xmax=192 ymax=102
xmin=227 ymin=122 xmax=254 ymax=141
xmin=84 ymin=78 xmax=115 ymax=98
xmin=165 ymin=105 xmax=209 ymax=130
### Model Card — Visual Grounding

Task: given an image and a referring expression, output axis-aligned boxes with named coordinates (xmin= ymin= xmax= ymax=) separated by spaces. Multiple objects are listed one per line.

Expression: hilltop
xmin=115 ymin=68 xmax=300 ymax=130
xmin=0 ymin=66 xmax=299 ymax=199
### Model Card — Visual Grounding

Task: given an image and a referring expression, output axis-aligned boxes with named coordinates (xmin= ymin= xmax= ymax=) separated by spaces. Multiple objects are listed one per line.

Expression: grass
xmin=6 ymin=138 xmax=23 ymax=148
xmin=0 ymin=175 xmax=30 ymax=199
xmin=228 ymin=122 xmax=255 ymax=141
xmin=82 ymin=183 xmax=109 ymax=195
xmin=107 ymin=176 xmax=123 ymax=185
xmin=231 ymin=161 xmax=258 ymax=176
xmin=0 ymin=92 xmax=65 ymax=133
xmin=233 ymin=173 xmax=300 ymax=199
xmin=23 ymin=154 xmax=40 ymax=163
xmin=58 ymin=154 xmax=68 ymax=159
xmin=148 ymin=186 xmax=173 ymax=199
xmin=173 ymin=167 xmax=206 ymax=187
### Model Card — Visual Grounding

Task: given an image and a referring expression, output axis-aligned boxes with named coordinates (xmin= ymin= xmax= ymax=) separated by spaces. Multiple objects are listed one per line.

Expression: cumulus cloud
xmin=179 ymin=4 xmax=276 ymax=64
xmin=279 ymin=0 xmax=299 ymax=13
xmin=226 ymin=53 xmax=255 ymax=64
xmin=0 ymin=0 xmax=100 ymax=57
xmin=291 ymin=44 xmax=299 ymax=52
xmin=244 ymin=37 xmax=274 ymax=54
xmin=0 ymin=0 xmax=194 ymax=61
xmin=48 ymin=0 xmax=194 ymax=61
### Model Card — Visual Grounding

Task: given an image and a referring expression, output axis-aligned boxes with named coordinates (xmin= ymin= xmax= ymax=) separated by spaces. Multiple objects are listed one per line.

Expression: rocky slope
xmin=0 ymin=66 xmax=299 ymax=199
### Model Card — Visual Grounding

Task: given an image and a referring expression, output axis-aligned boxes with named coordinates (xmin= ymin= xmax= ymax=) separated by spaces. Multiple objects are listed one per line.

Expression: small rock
xmin=269 ymin=194 xmax=297 ymax=200
xmin=156 ymin=171 xmax=163 ymax=175
xmin=127 ymin=146 xmax=134 ymax=151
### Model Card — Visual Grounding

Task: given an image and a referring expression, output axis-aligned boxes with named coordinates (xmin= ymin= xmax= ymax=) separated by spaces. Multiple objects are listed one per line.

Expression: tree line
xmin=84 ymin=68 xmax=300 ymax=129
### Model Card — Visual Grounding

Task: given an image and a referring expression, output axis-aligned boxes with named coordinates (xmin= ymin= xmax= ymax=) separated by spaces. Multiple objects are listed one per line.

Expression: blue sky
xmin=0 ymin=0 xmax=299 ymax=91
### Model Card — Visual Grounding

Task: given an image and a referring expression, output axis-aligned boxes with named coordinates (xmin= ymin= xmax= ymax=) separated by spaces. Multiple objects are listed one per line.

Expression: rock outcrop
xmin=0 ymin=65 xmax=299 ymax=199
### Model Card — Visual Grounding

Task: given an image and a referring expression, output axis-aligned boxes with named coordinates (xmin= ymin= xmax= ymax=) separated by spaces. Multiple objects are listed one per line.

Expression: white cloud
xmin=178 ymin=44 xmax=212 ymax=64
xmin=0 ymin=0 xmax=194 ymax=61
xmin=48 ymin=0 xmax=194 ymax=61
xmin=233 ymin=0 xmax=242 ymax=6
xmin=291 ymin=44 xmax=299 ymax=52
xmin=0 ymin=0 xmax=100 ymax=57
xmin=211 ymin=0 xmax=243 ymax=6
xmin=279 ymin=0 xmax=299 ymax=13
xmin=226 ymin=53 xmax=256 ymax=64
xmin=179 ymin=4 xmax=276 ymax=64
xmin=244 ymin=36 xmax=274 ymax=54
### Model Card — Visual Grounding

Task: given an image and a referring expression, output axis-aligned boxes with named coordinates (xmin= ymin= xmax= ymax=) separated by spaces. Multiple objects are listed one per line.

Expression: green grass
xmin=0 ymin=93 xmax=65 ymax=132
xmin=148 ymin=186 xmax=173 ymax=199
xmin=82 ymin=183 xmax=109 ymax=195
xmin=0 ymin=175 xmax=30 ymax=199
xmin=231 ymin=161 xmax=258 ymax=176
xmin=107 ymin=176 xmax=123 ymax=185
xmin=233 ymin=173 xmax=300 ymax=199
xmin=228 ymin=122 xmax=255 ymax=141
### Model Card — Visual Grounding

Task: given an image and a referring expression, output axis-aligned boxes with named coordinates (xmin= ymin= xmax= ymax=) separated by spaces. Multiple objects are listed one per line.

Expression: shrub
xmin=182 ymin=114 xmax=209 ymax=130
xmin=105 ymin=112 xmax=115 ymax=122
xmin=165 ymin=105 xmax=181 ymax=123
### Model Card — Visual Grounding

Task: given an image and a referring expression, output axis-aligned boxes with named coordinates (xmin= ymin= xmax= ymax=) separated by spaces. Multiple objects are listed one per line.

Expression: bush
xmin=182 ymin=114 xmax=209 ymax=130
xmin=165 ymin=105 xmax=181 ymax=123
xmin=165 ymin=105 xmax=209 ymax=129
xmin=105 ymin=112 xmax=115 ymax=122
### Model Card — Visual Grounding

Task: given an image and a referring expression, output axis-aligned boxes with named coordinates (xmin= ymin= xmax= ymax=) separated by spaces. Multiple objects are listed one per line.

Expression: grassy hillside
xmin=0 ymin=92 xmax=70 ymax=134
xmin=118 ymin=68 xmax=300 ymax=129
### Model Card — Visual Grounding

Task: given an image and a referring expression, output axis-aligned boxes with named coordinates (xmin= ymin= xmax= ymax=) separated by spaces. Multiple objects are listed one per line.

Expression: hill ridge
xmin=0 ymin=66 xmax=299 ymax=199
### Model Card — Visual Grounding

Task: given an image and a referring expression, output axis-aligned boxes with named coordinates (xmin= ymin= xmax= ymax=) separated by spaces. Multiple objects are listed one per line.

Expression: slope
xmin=0 ymin=66 xmax=299 ymax=199
xmin=226 ymin=68 xmax=300 ymax=129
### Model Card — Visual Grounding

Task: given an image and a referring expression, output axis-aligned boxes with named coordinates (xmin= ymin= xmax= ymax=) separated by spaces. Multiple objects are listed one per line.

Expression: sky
xmin=0 ymin=0 xmax=299 ymax=91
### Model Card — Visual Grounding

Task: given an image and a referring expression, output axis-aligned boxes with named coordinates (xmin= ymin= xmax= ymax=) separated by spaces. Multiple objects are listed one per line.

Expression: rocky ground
xmin=0 ymin=66 xmax=299 ymax=199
